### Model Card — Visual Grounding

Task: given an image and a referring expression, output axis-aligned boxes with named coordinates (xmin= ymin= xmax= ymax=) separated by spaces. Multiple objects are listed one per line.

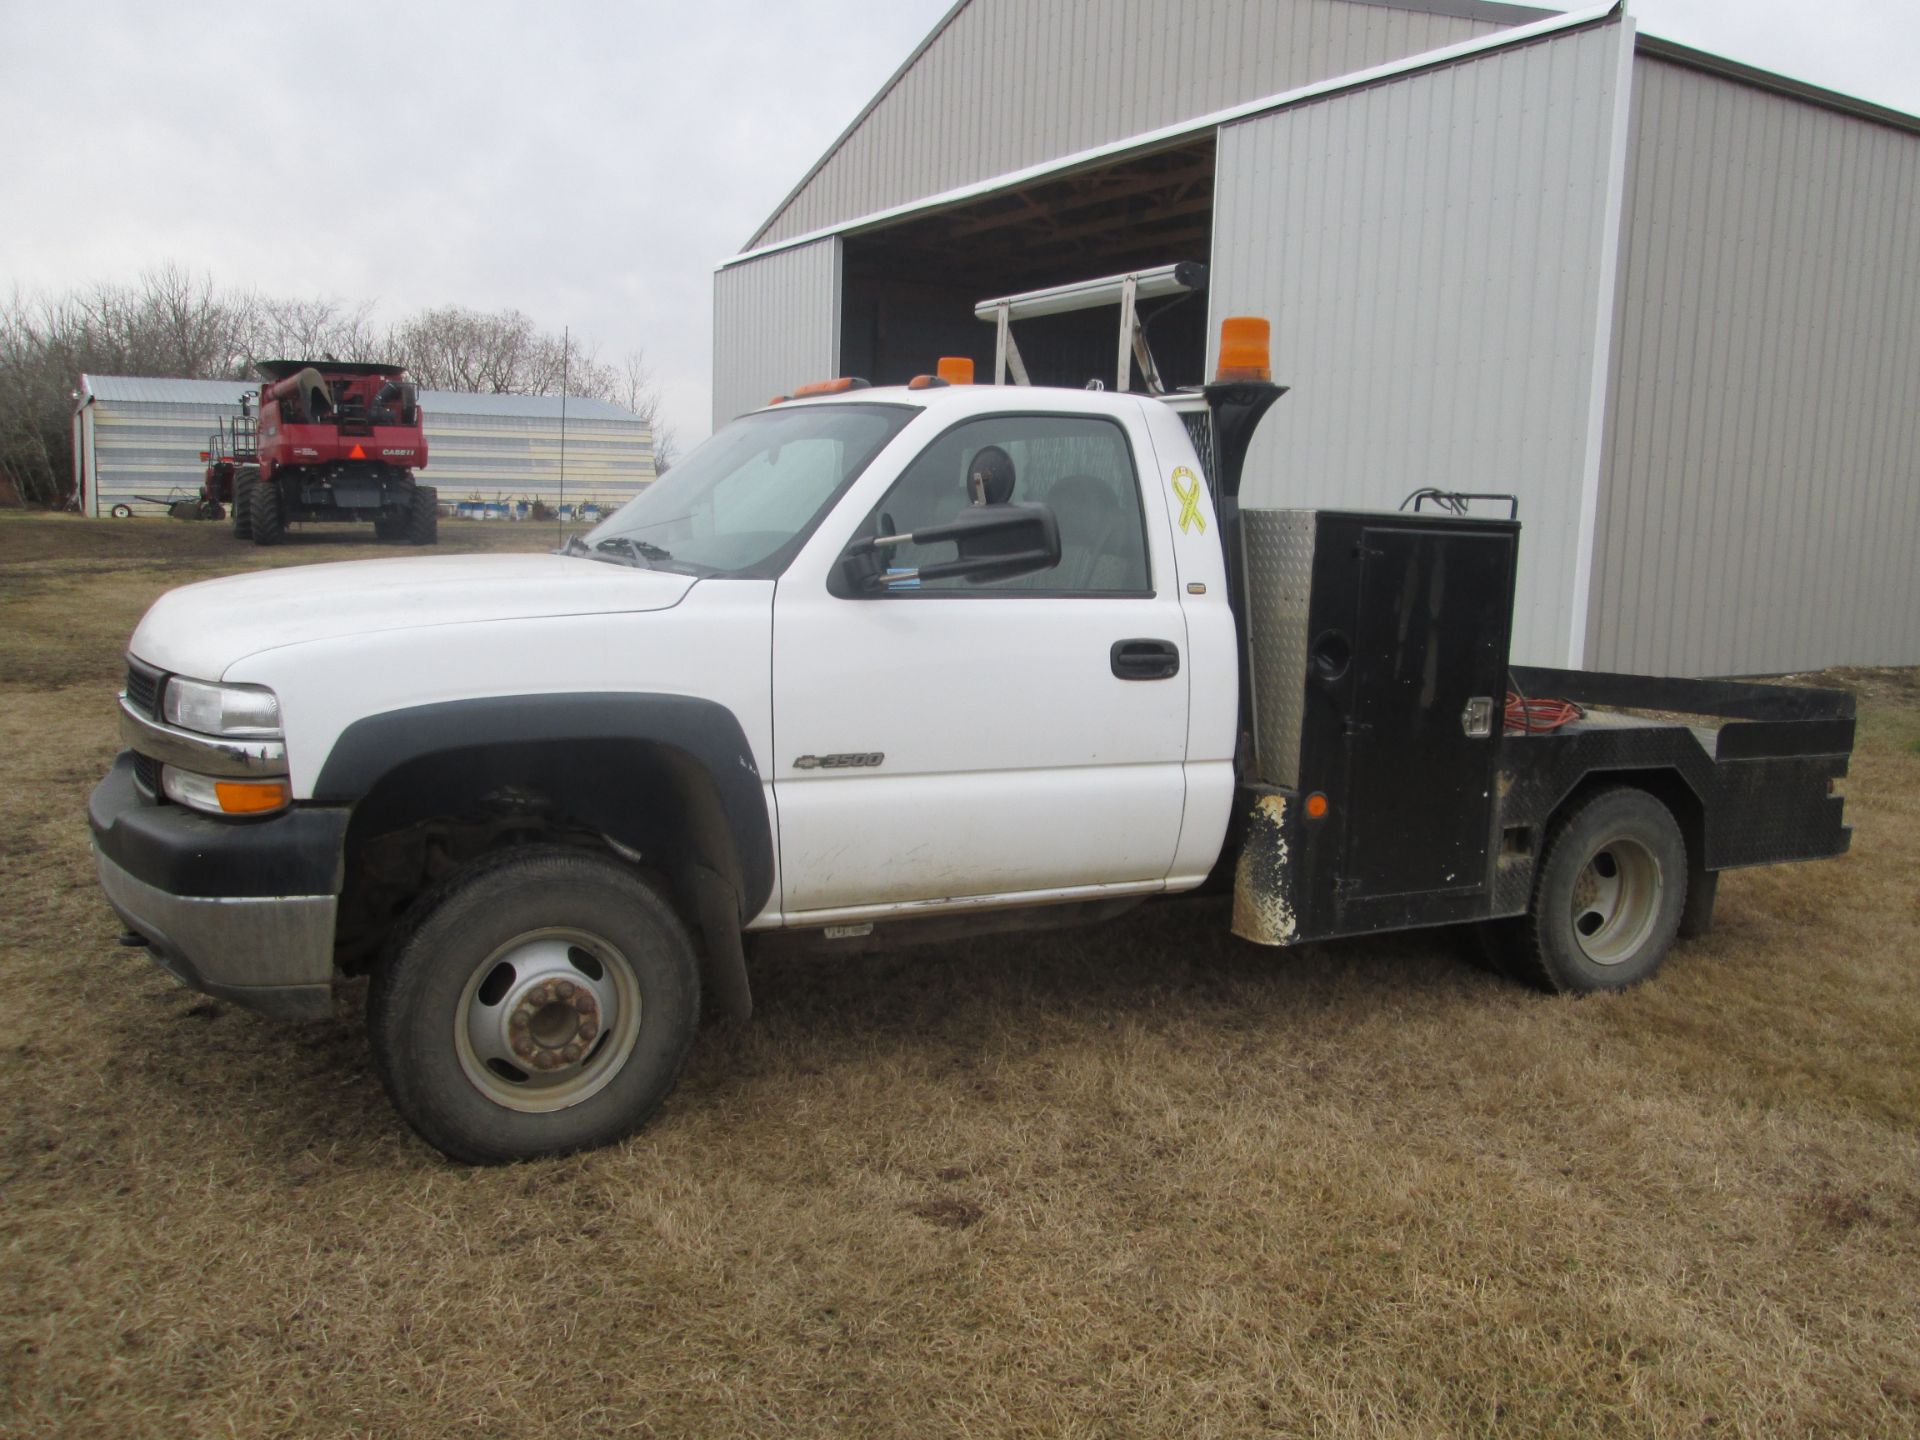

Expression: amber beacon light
xmin=1214 ymin=316 xmax=1272 ymax=384
xmin=936 ymin=356 xmax=975 ymax=385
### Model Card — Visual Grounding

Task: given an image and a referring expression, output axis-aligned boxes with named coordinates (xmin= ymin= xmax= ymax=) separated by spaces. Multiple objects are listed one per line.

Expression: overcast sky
xmin=3 ymin=1 xmax=1915 ymax=451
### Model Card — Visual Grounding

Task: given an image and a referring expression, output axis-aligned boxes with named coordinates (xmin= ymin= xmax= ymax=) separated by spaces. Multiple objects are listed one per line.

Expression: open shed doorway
xmin=839 ymin=138 xmax=1216 ymax=394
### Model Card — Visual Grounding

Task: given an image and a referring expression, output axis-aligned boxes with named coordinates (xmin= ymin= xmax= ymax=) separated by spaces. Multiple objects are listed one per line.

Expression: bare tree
xmin=246 ymin=296 xmax=382 ymax=367
xmin=616 ymin=350 xmax=675 ymax=472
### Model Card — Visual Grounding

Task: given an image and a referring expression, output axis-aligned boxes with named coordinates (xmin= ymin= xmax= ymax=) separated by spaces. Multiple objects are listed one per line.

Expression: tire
xmin=109 ymin=503 xmax=133 ymax=519
xmin=406 ymin=483 xmax=438 ymax=545
xmin=373 ymin=514 xmax=406 ymax=543
xmin=250 ymin=474 xmax=283 ymax=546
xmin=232 ymin=468 xmax=257 ymax=539
xmin=367 ymin=845 xmax=701 ymax=1164
xmin=1507 ymin=786 xmax=1688 ymax=994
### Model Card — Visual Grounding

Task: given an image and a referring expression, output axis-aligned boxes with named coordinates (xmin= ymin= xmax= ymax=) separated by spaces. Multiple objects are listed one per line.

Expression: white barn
xmin=73 ymin=375 xmax=654 ymax=520
xmin=712 ymin=0 xmax=1919 ymax=675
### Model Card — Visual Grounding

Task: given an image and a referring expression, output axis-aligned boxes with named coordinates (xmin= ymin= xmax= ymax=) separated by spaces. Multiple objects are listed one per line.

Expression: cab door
xmin=770 ymin=404 xmax=1190 ymax=920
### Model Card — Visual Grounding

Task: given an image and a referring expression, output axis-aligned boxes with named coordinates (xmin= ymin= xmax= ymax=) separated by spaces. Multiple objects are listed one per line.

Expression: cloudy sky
xmin=3 ymin=1 xmax=1915 ymax=451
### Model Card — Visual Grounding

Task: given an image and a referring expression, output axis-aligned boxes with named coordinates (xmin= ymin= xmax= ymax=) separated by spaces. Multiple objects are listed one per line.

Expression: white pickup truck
xmin=91 ymin=315 xmax=1854 ymax=1163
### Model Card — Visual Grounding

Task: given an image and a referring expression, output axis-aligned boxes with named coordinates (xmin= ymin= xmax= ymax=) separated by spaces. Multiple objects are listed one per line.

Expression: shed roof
xmin=77 ymin=374 xmax=644 ymax=423
xmin=745 ymin=0 xmax=1919 ymax=253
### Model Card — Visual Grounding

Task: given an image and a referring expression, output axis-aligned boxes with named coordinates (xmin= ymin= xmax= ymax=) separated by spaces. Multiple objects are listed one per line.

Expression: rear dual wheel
xmin=1494 ymin=786 xmax=1688 ymax=993
xmin=367 ymin=846 xmax=700 ymax=1164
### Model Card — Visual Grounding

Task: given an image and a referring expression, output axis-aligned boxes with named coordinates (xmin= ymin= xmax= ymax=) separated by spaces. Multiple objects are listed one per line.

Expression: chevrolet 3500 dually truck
xmin=90 ymin=311 xmax=1854 ymax=1163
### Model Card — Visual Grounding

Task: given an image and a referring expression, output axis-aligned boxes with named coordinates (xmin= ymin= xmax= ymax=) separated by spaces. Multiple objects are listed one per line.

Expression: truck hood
xmin=129 ymin=553 xmax=698 ymax=679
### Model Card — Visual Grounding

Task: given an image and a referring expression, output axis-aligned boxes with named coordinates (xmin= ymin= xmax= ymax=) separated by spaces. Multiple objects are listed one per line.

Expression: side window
xmin=859 ymin=415 xmax=1151 ymax=593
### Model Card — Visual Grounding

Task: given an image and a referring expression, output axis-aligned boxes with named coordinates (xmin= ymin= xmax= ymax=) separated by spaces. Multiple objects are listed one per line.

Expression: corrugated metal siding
xmin=1210 ymin=18 xmax=1632 ymax=666
xmin=711 ymin=238 xmax=842 ymax=430
xmin=753 ymin=0 xmax=1512 ymax=247
xmin=81 ymin=373 xmax=639 ymax=421
xmin=1588 ymin=57 xmax=1920 ymax=676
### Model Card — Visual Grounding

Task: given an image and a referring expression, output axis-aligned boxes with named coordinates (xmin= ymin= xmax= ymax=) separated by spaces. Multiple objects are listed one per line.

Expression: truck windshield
xmin=579 ymin=402 xmax=916 ymax=577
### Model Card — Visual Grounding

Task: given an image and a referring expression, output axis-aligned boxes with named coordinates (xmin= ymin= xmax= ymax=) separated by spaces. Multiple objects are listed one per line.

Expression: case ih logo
xmin=380 ymin=449 xmax=415 ymax=457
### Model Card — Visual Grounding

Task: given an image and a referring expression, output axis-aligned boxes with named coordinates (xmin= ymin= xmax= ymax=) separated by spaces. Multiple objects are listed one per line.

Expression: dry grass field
xmin=2 ymin=507 xmax=1916 ymax=1438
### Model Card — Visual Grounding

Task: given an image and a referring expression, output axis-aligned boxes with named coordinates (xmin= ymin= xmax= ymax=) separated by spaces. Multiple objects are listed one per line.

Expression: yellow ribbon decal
xmin=1172 ymin=467 xmax=1206 ymax=535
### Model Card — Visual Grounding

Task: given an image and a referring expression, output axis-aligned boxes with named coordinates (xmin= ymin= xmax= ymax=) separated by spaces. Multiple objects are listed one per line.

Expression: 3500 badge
xmin=792 ymin=752 xmax=885 ymax=770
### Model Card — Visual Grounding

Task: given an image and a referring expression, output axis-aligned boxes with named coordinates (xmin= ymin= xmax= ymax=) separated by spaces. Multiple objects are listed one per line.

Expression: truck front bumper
xmin=90 ymin=754 xmax=351 ymax=1021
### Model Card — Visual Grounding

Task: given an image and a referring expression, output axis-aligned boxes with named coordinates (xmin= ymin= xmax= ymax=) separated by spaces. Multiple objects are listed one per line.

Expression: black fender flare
xmin=313 ymin=692 xmax=774 ymax=925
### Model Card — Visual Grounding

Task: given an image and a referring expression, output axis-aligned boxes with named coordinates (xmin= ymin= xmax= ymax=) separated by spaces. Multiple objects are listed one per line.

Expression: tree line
xmin=0 ymin=264 xmax=672 ymax=507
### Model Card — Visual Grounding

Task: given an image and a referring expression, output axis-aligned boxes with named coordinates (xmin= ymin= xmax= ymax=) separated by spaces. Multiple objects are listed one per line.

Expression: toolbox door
xmin=1339 ymin=522 xmax=1515 ymax=903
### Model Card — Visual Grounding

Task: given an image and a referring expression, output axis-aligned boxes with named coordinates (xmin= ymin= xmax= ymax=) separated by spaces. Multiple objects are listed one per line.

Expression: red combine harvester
xmin=201 ymin=361 xmax=437 ymax=546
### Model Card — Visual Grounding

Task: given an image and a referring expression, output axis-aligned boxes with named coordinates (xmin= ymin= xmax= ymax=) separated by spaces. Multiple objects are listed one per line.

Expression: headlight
xmin=163 ymin=678 xmax=281 ymax=737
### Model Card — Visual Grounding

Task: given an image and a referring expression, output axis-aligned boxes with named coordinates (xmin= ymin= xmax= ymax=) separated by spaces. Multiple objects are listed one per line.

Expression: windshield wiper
xmin=589 ymin=535 xmax=677 ymax=569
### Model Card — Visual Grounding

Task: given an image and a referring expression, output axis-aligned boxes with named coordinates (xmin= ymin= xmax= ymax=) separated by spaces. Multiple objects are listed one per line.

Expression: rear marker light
xmin=1304 ymin=793 xmax=1329 ymax=820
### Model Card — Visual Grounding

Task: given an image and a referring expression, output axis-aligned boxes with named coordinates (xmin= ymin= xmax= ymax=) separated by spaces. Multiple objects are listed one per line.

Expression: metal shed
xmin=73 ymin=376 xmax=655 ymax=520
xmin=713 ymin=0 xmax=1919 ymax=675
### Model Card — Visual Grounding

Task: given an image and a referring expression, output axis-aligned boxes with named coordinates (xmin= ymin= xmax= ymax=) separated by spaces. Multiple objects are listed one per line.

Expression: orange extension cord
xmin=1505 ymin=692 xmax=1583 ymax=734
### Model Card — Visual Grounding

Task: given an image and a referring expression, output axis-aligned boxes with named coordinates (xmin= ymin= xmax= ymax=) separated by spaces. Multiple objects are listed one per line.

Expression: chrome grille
xmin=125 ymin=658 xmax=164 ymax=719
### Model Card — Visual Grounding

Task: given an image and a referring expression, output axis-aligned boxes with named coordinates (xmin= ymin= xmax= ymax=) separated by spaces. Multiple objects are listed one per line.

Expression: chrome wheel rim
xmin=1568 ymin=836 xmax=1663 ymax=966
xmin=454 ymin=927 xmax=641 ymax=1113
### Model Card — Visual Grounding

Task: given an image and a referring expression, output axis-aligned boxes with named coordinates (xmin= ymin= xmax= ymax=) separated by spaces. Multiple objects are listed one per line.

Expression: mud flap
xmin=689 ymin=864 xmax=753 ymax=1021
xmin=1231 ymin=788 xmax=1300 ymax=946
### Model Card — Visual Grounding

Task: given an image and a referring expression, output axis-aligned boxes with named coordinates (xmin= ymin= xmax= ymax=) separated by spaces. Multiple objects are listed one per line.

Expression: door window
xmin=858 ymin=415 xmax=1151 ymax=594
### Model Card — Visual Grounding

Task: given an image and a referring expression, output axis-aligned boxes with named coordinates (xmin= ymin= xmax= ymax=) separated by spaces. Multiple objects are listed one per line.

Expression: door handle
xmin=1111 ymin=638 xmax=1180 ymax=680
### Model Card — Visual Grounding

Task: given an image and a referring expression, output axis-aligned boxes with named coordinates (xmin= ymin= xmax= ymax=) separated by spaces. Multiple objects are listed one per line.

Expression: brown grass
xmin=1 ymin=508 xmax=1916 ymax=1438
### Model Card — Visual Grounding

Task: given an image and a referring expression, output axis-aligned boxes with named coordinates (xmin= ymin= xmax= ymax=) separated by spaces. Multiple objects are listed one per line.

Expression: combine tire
xmin=1504 ymin=786 xmax=1687 ymax=994
xmin=232 ymin=467 xmax=258 ymax=540
xmin=249 ymin=476 xmax=284 ymax=546
xmin=367 ymin=845 xmax=700 ymax=1164
xmin=406 ymin=484 xmax=438 ymax=545
xmin=373 ymin=514 xmax=406 ymax=543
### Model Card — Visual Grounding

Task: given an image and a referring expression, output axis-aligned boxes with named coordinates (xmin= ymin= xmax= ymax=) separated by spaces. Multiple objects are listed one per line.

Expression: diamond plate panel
xmin=1240 ymin=508 xmax=1317 ymax=788
xmin=1179 ymin=409 xmax=1215 ymax=490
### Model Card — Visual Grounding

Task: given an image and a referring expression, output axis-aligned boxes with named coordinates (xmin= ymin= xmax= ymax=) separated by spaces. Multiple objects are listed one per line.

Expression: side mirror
xmin=842 ymin=502 xmax=1061 ymax=590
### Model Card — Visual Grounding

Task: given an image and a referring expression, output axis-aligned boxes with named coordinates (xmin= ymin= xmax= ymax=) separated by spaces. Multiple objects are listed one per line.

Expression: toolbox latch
xmin=1460 ymin=696 xmax=1495 ymax=738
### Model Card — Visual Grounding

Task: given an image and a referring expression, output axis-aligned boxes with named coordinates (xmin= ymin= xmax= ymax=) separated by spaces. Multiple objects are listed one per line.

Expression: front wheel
xmin=1507 ymin=786 xmax=1688 ymax=993
xmin=367 ymin=846 xmax=700 ymax=1164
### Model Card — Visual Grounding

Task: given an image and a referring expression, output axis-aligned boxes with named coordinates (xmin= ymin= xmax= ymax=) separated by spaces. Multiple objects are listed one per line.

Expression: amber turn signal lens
xmin=790 ymin=377 xmax=860 ymax=398
xmin=1215 ymin=316 xmax=1272 ymax=383
xmin=936 ymin=356 xmax=975 ymax=385
xmin=1304 ymin=792 xmax=1329 ymax=820
xmin=215 ymin=779 xmax=292 ymax=815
